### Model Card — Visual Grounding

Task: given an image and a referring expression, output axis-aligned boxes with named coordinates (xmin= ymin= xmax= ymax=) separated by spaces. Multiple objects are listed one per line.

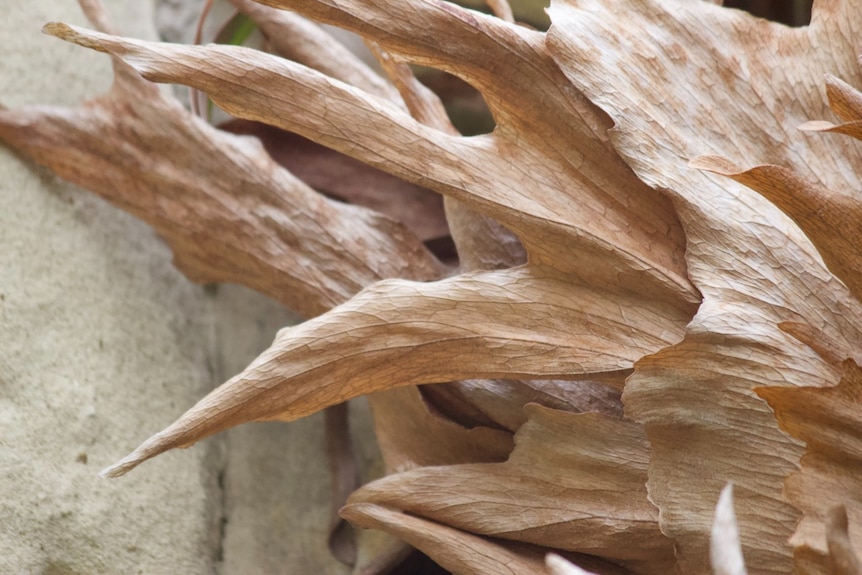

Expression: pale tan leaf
xmin=44 ymin=20 xmax=699 ymax=307
xmin=227 ymin=0 xmax=400 ymax=103
xmin=691 ymin=156 xmax=862 ymax=303
xmin=546 ymin=1 xmax=862 ymax=573
xmin=423 ymin=374 xmax=624 ymax=432
xmin=824 ymin=74 xmax=862 ymax=123
xmin=756 ymin=360 xmax=862 ymax=573
xmin=100 ymin=265 xmax=688 ymax=477
xmin=711 ymin=485 xmax=747 ymax=575
xmin=367 ymin=386 xmax=513 ymax=474
xmin=349 ymin=404 xmax=675 ymax=575
xmin=799 ymin=119 xmax=862 ymax=140
xmin=0 ymin=38 xmax=441 ymax=319
xmin=826 ymin=506 xmax=862 ymax=575
xmin=342 ymin=502 xmax=625 ymax=575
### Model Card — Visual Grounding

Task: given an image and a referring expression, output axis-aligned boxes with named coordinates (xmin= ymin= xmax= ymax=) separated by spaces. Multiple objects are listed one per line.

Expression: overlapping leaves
xmin=3 ymin=0 xmax=862 ymax=573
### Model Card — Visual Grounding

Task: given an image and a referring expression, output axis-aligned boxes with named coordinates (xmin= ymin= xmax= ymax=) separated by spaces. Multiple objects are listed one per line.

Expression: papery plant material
xmin=219 ymin=121 xmax=451 ymax=246
xmin=546 ymin=554 xmax=600 ymax=575
xmin=0 ymin=22 xmax=442 ymax=319
xmin=342 ymin=503 xmax=630 ymax=575
xmin=41 ymin=10 xmax=697 ymax=476
xmin=98 ymin=264 xmax=687 ymax=477
xmin=546 ymin=1 xmax=862 ymax=572
xmin=756 ymin=360 xmax=862 ymax=573
xmin=348 ymin=404 xmax=675 ymax=575
xmin=6 ymin=0 xmax=862 ymax=574
xmin=825 ymin=506 xmax=862 ymax=575
xmin=367 ymin=386 xmax=514 ymax=473
xmin=711 ymin=485 xmax=747 ymax=575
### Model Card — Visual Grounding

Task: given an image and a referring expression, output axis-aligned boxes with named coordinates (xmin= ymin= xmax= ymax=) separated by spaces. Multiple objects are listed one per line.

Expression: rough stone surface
xmin=2 ymin=3 xmax=385 ymax=574
xmin=0 ymin=2 xmax=224 ymax=573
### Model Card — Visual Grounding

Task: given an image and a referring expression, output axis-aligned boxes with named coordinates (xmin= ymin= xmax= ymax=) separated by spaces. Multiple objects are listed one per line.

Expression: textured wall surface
xmin=0 ymin=2 xmax=224 ymax=573
xmin=1 ymin=3 xmax=383 ymax=574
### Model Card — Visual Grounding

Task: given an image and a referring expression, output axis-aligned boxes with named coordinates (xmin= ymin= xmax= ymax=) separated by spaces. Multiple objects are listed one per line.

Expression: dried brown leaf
xmin=367 ymin=386 xmax=514 ymax=473
xmin=100 ymin=265 xmax=687 ymax=476
xmin=219 ymin=120 xmax=450 ymax=244
xmin=756 ymin=360 xmax=862 ymax=573
xmin=341 ymin=502 xmax=556 ymax=575
xmin=546 ymin=0 xmax=862 ymax=572
xmin=43 ymin=19 xmax=698 ymax=307
xmin=228 ymin=0 xmax=400 ymax=102
xmin=826 ymin=506 xmax=862 ymax=575
xmin=349 ymin=404 xmax=674 ymax=575
xmin=824 ymin=74 xmax=862 ymax=123
xmin=423 ymin=375 xmax=624 ymax=432
xmin=691 ymin=156 xmax=862 ymax=303
xmin=0 ymin=36 xmax=441 ymax=319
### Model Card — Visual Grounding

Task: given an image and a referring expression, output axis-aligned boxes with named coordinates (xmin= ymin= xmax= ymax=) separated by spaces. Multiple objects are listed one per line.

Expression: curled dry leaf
xmin=348 ymin=404 xmax=675 ymax=574
xmin=825 ymin=506 xmax=862 ymax=575
xmin=690 ymin=156 xmax=862 ymax=304
xmin=342 ymin=503 xmax=630 ymax=575
xmin=8 ymin=0 xmax=862 ymax=573
xmin=546 ymin=0 xmax=862 ymax=572
xmin=99 ymin=265 xmax=688 ymax=477
xmin=0 ymin=29 xmax=442 ymax=319
xmin=756 ymin=360 xmax=862 ymax=573
xmin=368 ymin=385 xmax=514 ymax=473
xmin=711 ymin=485 xmax=747 ymax=575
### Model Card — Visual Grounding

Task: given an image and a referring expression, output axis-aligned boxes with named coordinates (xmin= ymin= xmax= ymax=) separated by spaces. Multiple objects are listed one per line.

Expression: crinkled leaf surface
xmin=349 ymin=404 xmax=675 ymax=575
xmin=100 ymin=264 xmax=688 ymax=477
xmin=756 ymin=360 xmax=862 ymax=572
xmin=341 ymin=502 xmax=629 ymax=575
xmin=40 ymin=7 xmax=697 ymax=490
xmin=23 ymin=1 xmax=862 ymax=573
xmin=0 ymin=47 xmax=442 ymax=319
xmin=546 ymin=0 xmax=862 ymax=572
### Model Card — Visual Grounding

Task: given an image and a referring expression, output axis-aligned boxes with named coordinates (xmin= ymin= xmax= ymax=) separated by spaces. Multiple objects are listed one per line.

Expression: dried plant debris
xmin=2 ymin=0 xmax=862 ymax=573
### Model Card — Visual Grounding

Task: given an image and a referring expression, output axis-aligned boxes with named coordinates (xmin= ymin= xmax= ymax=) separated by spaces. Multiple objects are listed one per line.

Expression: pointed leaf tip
xmin=711 ymin=484 xmax=747 ymax=575
xmin=545 ymin=554 xmax=598 ymax=575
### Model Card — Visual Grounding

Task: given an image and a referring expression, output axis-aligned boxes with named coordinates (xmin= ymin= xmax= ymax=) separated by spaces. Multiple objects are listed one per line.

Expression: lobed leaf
xmin=100 ymin=264 xmax=689 ymax=477
xmin=0 ymin=37 xmax=441 ymax=319
xmin=43 ymin=21 xmax=699 ymax=307
xmin=756 ymin=360 xmax=862 ymax=572
xmin=349 ymin=404 xmax=675 ymax=575
xmin=546 ymin=0 xmax=862 ymax=572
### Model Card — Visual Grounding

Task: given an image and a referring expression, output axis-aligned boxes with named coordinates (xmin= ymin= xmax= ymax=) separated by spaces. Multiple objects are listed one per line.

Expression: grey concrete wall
xmin=1 ymin=3 xmax=383 ymax=574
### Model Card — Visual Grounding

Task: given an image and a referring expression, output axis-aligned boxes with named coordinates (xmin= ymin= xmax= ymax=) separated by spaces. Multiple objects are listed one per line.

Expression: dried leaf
xmin=0 ymin=39 xmax=441 ymax=319
xmin=823 ymin=74 xmax=862 ymax=123
xmin=341 ymin=502 xmax=551 ymax=575
xmin=349 ymin=404 xmax=674 ymax=574
xmin=219 ymin=120 xmax=450 ymax=244
xmin=711 ymin=485 xmax=747 ymax=575
xmin=99 ymin=264 xmax=688 ymax=477
xmin=43 ymin=18 xmax=698 ymax=307
xmin=826 ymin=506 xmax=862 ymax=575
xmin=367 ymin=386 xmax=513 ymax=473
xmin=690 ymin=156 xmax=862 ymax=303
xmin=228 ymin=0 xmax=400 ymax=102
xmin=422 ymin=375 xmax=624 ymax=432
xmin=546 ymin=1 xmax=862 ymax=572
xmin=756 ymin=360 xmax=862 ymax=573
